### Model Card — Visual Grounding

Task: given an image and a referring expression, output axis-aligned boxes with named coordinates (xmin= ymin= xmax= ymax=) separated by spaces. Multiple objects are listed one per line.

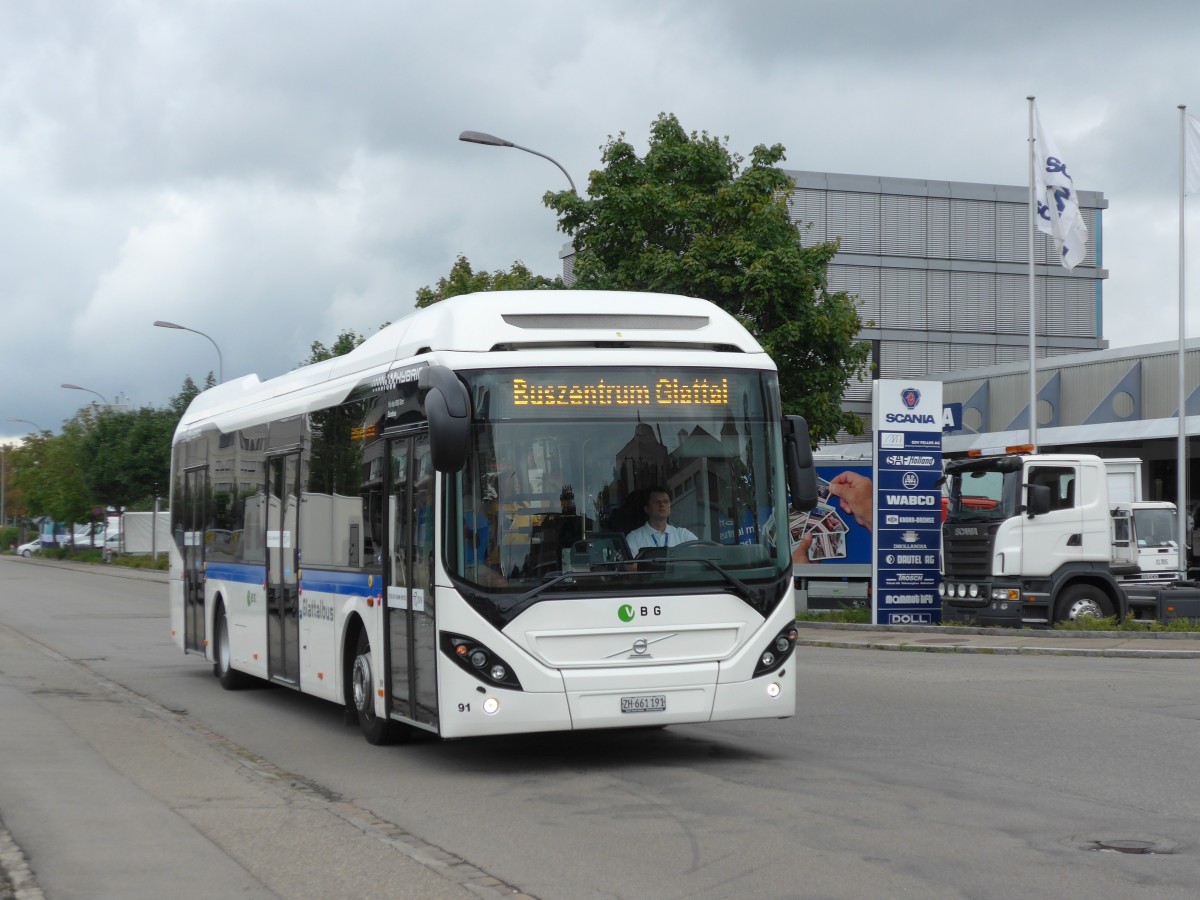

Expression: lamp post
xmin=154 ymin=320 xmax=224 ymax=383
xmin=61 ymin=383 xmax=108 ymax=406
xmin=6 ymin=418 xmax=45 ymax=433
xmin=458 ymin=130 xmax=577 ymax=193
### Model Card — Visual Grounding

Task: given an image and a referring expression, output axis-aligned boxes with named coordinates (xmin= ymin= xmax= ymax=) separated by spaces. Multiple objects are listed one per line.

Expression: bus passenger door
xmin=386 ymin=434 xmax=439 ymax=731
xmin=182 ymin=466 xmax=207 ymax=653
xmin=267 ymin=453 xmax=301 ymax=685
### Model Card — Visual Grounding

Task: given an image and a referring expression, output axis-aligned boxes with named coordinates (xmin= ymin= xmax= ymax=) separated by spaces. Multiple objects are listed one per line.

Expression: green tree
xmin=548 ymin=113 xmax=868 ymax=441
xmin=23 ymin=416 xmax=94 ymax=531
xmin=79 ymin=406 xmax=178 ymax=512
xmin=305 ymin=329 xmax=367 ymax=364
xmin=416 ymin=114 xmax=868 ymax=443
xmin=415 ymin=255 xmax=563 ymax=307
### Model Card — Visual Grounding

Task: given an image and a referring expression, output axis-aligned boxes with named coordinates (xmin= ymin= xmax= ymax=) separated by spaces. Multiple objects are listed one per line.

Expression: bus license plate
xmin=621 ymin=694 xmax=666 ymax=713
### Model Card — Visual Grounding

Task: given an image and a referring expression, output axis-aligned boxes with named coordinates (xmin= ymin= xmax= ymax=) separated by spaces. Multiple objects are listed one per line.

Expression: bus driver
xmin=626 ymin=487 xmax=697 ymax=555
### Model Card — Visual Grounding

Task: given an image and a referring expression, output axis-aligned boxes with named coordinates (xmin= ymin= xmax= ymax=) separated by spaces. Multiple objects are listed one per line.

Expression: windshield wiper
xmin=659 ymin=554 xmax=756 ymax=603
xmin=509 ymin=555 xmax=758 ymax=607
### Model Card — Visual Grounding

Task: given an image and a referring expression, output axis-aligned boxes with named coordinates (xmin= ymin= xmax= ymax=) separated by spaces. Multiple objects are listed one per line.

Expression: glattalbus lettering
xmin=512 ymin=377 xmax=729 ymax=408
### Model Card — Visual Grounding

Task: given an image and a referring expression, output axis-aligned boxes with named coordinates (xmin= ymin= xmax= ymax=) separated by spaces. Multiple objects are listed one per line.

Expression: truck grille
xmin=942 ymin=523 xmax=1000 ymax=580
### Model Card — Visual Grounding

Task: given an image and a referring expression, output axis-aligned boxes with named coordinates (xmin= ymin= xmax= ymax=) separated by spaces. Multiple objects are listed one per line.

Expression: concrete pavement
xmin=0 ymin=558 xmax=525 ymax=900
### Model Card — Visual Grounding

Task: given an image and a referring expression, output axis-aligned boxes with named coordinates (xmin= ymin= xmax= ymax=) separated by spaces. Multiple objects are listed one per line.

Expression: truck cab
xmin=941 ymin=451 xmax=1136 ymax=626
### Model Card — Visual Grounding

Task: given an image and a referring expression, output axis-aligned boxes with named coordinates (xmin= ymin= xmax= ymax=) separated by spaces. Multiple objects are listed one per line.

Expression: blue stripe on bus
xmin=299 ymin=569 xmax=377 ymax=597
xmin=204 ymin=562 xmax=263 ymax=584
xmin=204 ymin=562 xmax=377 ymax=598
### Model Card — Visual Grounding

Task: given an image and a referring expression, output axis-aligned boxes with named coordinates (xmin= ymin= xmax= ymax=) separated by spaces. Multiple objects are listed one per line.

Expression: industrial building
xmin=783 ymin=169 xmax=1109 ymax=441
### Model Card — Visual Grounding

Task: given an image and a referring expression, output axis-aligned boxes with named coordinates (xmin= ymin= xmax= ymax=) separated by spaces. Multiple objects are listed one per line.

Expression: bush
xmin=797 ymin=605 xmax=871 ymax=624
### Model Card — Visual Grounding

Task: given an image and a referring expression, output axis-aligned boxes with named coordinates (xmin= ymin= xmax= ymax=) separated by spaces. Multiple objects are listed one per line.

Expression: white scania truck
xmin=940 ymin=450 xmax=1194 ymax=626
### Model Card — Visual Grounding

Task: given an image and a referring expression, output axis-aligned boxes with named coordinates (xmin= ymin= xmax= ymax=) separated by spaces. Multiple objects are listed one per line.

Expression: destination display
xmin=511 ymin=375 xmax=731 ymax=409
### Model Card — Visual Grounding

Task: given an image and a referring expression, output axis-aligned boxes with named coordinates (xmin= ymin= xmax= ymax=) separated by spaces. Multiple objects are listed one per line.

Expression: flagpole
xmin=1027 ymin=96 xmax=1039 ymax=450
xmin=1179 ymin=105 xmax=1189 ymax=578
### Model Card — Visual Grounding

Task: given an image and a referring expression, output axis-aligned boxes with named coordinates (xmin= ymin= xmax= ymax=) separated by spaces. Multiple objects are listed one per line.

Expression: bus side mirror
xmin=1025 ymin=483 xmax=1050 ymax=518
xmin=783 ymin=415 xmax=817 ymax=513
xmin=419 ymin=365 xmax=470 ymax=472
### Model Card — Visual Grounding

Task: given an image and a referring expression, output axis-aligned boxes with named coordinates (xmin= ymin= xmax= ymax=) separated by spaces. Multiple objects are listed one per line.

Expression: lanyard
xmin=652 ymin=530 xmax=669 ymax=548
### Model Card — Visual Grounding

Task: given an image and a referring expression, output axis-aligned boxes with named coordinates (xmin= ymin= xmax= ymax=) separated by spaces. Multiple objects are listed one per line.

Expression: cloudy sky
xmin=3 ymin=1 xmax=1200 ymax=440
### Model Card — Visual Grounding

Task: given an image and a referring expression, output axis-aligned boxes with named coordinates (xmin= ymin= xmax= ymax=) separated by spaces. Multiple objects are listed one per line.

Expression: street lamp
xmin=458 ymin=130 xmax=577 ymax=193
xmin=6 ymin=418 xmax=45 ymax=433
xmin=61 ymin=383 xmax=108 ymax=406
xmin=154 ymin=320 xmax=224 ymax=383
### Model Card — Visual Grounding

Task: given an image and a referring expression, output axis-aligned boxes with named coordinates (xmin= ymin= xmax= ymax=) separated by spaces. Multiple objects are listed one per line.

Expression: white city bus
xmin=168 ymin=291 xmax=816 ymax=743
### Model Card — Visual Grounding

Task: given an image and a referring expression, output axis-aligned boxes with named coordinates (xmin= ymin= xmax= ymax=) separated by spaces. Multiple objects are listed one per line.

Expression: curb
xmin=795 ymin=620 xmax=1200 ymax=640
xmin=795 ymin=621 xmax=1200 ymax=658
xmin=795 ymin=637 xmax=1200 ymax=659
xmin=0 ymin=818 xmax=43 ymax=900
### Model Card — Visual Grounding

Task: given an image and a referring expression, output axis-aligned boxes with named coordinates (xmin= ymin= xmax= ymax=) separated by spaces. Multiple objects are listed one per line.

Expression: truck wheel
xmin=1055 ymin=585 xmax=1114 ymax=623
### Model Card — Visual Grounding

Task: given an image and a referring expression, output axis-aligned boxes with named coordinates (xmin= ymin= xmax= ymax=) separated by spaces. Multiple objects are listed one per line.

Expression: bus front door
xmin=386 ymin=434 xmax=439 ymax=732
xmin=182 ymin=467 xmax=207 ymax=653
xmin=266 ymin=453 xmax=301 ymax=685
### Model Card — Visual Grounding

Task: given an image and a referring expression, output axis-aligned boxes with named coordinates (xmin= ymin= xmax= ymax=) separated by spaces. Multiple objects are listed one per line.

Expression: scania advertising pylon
xmin=871 ymin=380 xmax=943 ymax=625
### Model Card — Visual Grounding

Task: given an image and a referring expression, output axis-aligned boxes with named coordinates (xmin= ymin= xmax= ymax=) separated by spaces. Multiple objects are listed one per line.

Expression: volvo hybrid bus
xmin=168 ymin=291 xmax=817 ymax=743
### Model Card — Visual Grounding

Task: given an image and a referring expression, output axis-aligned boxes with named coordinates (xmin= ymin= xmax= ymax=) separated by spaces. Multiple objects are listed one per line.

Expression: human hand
xmin=791 ymin=533 xmax=814 ymax=564
xmin=828 ymin=471 xmax=873 ymax=530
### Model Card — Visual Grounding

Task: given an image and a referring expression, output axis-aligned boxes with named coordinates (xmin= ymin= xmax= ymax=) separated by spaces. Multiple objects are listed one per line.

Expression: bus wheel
xmin=352 ymin=630 xmax=399 ymax=745
xmin=1055 ymin=585 xmax=1113 ymax=623
xmin=214 ymin=602 xmax=250 ymax=690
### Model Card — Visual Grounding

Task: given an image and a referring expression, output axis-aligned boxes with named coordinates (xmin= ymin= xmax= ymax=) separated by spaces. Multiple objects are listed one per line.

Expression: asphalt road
xmin=3 ymin=557 xmax=1200 ymax=899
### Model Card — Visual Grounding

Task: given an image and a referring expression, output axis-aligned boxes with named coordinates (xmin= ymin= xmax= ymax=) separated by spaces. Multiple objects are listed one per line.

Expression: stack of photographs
xmin=789 ymin=477 xmax=849 ymax=561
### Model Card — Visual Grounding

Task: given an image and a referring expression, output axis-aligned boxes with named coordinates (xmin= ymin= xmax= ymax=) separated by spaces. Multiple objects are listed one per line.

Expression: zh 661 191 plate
xmin=621 ymin=694 xmax=666 ymax=713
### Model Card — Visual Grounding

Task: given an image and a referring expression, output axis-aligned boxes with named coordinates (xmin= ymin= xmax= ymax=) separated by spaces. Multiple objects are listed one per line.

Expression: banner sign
xmin=872 ymin=381 xmax=943 ymax=625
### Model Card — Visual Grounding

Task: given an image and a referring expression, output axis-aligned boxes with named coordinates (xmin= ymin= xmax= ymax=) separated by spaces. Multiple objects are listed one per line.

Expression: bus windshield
xmin=447 ymin=366 xmax=790 ymax=611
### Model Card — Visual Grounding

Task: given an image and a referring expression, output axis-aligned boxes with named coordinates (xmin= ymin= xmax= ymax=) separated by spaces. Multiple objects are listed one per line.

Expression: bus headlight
xmin=754 ymin=625 xmax=798 ymax=677
xmin=441 ymin=632 xmax=524 ymax=690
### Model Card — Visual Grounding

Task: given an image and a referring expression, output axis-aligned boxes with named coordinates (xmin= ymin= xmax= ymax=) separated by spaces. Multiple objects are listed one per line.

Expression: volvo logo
xmin=604 ymin=633 xmax=678 ymax=660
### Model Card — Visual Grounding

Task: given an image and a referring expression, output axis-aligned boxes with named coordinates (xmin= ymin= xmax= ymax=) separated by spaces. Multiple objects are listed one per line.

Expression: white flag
xmin=1186 ymin=112 xmax=1200 ymax=195
xmin=1033 ymin=109 xmax=1088 ymax=269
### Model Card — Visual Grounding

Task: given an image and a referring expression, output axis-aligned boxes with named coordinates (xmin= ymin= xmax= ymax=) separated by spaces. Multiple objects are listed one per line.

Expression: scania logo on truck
xmin=953 ymin=526 xmax=980 ymax=537
xmin=884 ymin=494 xmax=936 ymax=506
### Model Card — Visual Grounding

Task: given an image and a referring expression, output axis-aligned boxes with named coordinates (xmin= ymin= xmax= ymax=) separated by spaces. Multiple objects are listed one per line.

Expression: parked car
xmin=104 ymin=532 xmax=122 ymax=556
xmin=17 ymin=539 xmax=41 ymax=557
xmin=71 ymin=523 xmax=107 ymax=547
